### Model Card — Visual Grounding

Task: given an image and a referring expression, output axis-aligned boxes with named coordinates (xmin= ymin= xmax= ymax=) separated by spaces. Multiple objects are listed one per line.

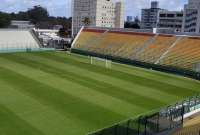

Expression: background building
xmin=72 ymin=0 xmax=124 ymax=36
xmin=158 ymin=11 xmax=183 ymax=32
xmin=10 ymin=20 xmax=35 ymax=29
xmin=182 ymin=0 xmax=200 ymax=33
xmin=127 ymin=16 xmax=133 ymax=22
xmin=141 ymin=1 xmax=163 ymax=29
xmin=115 ymin=2 xmax=125 ymax=28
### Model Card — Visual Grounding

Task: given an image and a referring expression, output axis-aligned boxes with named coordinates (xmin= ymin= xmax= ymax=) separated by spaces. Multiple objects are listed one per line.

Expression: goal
xmin=90 ymin=56 xmax=112 ymax=68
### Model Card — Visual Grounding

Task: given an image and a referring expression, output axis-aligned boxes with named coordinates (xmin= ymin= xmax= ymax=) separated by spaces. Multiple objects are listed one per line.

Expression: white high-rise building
xmin=182 ymin=0 xmax=200 ymax=33
xmin=72 ymin=0 xmax=124 ymax=36
xmin=115 ymin=2 xmax=124 ymax=28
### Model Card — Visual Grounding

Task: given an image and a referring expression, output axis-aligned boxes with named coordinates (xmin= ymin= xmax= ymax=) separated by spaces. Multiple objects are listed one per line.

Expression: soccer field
xmin=0 ymin=51 xmax=200 ymax=135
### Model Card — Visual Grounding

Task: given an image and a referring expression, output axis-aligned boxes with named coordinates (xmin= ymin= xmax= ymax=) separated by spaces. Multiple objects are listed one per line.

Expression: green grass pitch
xmin=0 ymin=51 xmax=200 ymax=135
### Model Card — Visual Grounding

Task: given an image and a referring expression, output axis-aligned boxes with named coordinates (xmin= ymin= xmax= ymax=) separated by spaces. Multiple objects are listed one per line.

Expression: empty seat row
xmin=73 ymin=28 xmax=200 ymax=73
xmin=159 ymin=37 xmax=200 ymax=71
xmin=73 ymin=29 xmax=154 ymax=60
xmin=136 ymin=35 xmax=177 ymax=63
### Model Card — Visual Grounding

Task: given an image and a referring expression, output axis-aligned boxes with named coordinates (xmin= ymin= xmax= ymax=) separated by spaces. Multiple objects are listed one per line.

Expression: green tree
xmin=0 ymin=6 xmax=72 ymax=32
xmin=16 ymin=11 xmax=29 ymax=20
xmin=82 ymin=17 xmax=91 ymax=26
xmin=27 ymin=5 xmax=49 ymax=24
xmin=58 ymin=28 xmax=68 ymax=38
xmin=0 ymin=12 xmax=11 ymax=28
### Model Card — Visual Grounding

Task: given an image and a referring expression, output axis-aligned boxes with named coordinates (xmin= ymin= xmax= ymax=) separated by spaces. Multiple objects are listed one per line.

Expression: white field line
xmin=155 ymin=37 xmax=182 ymax=64
xmin=71 ymin=26 xmax=84 ymax=48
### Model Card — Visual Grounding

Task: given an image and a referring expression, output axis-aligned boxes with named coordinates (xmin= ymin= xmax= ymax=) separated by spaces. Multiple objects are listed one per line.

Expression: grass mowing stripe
xmin=35 ymin=52 xmax=197 ymax=97
xmin=0 ymin=79 xmax=93 ymax=135
xmin=21 ymin=53 xmax=178 ymax=103
xmin=0 ymin=52 xmax=200 ymax=135
xmin=111 ymin=63 xmax=200 ymax=91
xmin=0 ymin=56 xmax=146 ymax=119
xmin=0 ymin=66 xmax=125 ymax=131
xmin=4 ymin=54 xmax=166 ymax=109
xmin=66 ymin=52 xmax=192 ymax=80
xmin=0 ymin=103 xmax=45 ymax=135
xmin=65 ymin=52 xmax=200 ymax=93
xmin=54 ymin=52 xmax=200 ymax=90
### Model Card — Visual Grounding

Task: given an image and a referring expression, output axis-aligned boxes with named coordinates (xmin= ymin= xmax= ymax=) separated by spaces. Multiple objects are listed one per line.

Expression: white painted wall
xmin=0 ymin=29 xmax=39 ymax=49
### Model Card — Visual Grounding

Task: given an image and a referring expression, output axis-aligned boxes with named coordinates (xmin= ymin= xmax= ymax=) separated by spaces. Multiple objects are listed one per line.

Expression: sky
xmin=0 ymin=0 xmax=188 ymax=19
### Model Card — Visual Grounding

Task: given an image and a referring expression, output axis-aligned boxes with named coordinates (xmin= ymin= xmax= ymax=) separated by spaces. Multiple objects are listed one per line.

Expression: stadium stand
xmin=172 ymin=111 xmax=200 ymax=135
xmin=72 ymin=27 xmax=200 ymax=79
xmin=73 ymin=28 xmax=154 ymax=59
xmin=159 ymin=37 xmax=200 ymax=71
xmin=0 ymin=29 xmax=40 ymax=50
xmin=136 ymin=35 xmax=177 ymax=63
xmin=88 ymin=32 xmax=154 ymax=58
xmin=173 ymin=123 xmax=200 ymax=135
xmin=74 ymin=29 xmax=106 ymax=50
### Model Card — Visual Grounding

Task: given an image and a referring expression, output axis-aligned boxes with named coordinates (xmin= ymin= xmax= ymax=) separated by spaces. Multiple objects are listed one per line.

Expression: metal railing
xmin=88 ymin=95 xmax=200 ymax=135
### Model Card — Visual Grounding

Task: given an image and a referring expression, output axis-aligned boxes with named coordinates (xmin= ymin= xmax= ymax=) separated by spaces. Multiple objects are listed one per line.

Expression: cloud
xmin=0 ymin=0 xmax=187 ymax=18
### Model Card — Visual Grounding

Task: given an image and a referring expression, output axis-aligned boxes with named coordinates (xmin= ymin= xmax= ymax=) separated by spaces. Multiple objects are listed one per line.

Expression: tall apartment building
xmin=115 ymin=2 xmax=124 ymax=28
xmin=182 ymin=0 xmax=200 ymax=33
xmin=72 ymin=0 xmax=124 ymax=36
xmin=158 ymin=11 xmax=183 ymax=32
xmin=141 ymin=1 xmax=163 ymax=29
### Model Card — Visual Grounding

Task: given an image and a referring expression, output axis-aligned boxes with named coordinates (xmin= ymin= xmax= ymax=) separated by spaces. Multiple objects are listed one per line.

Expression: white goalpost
xmin=90 ymin=56 xmax=112 ymax=68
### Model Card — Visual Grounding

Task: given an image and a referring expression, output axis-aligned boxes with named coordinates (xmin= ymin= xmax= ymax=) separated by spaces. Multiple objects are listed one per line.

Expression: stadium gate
xmin=88 ymin=95 xmax=200 ymax=135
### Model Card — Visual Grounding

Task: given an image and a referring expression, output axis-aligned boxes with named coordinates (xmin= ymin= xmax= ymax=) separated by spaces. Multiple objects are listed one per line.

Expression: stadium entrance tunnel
xmin=87 ymin=95 xmax=200 ymax=135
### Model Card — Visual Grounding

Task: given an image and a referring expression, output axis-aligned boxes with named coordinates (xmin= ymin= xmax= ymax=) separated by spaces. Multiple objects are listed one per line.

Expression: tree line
xmin=0 ymin=5 xmax=140 ymax=30
xmin=0 ymin=5 xmax=71 ymax=29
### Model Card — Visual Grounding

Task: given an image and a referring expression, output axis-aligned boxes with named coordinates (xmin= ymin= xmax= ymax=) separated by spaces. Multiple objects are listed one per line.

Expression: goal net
xmin=90 ymin=56 xmax=112 ymax=68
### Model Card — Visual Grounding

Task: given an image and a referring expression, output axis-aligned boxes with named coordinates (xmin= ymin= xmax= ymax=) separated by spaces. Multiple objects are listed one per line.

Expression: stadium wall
xmin=0 ymin=29 xmax=55 ymax=53
xmin=0 ymin=48 xmax=55 ymax=54
xmin=71 ymin=48 xmax=200 ymax=80
xmin=84 ymin=26 xmax=153 ymax=33
xmin=82 ymin=27 xmax=155 ymax=36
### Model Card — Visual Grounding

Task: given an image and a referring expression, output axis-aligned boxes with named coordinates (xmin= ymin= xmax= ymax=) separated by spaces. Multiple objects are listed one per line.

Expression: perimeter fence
xmin=88 ymin=95 xmax=200 ymax=135
xmin=0 ymin=43 xmax=55 ymax=53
